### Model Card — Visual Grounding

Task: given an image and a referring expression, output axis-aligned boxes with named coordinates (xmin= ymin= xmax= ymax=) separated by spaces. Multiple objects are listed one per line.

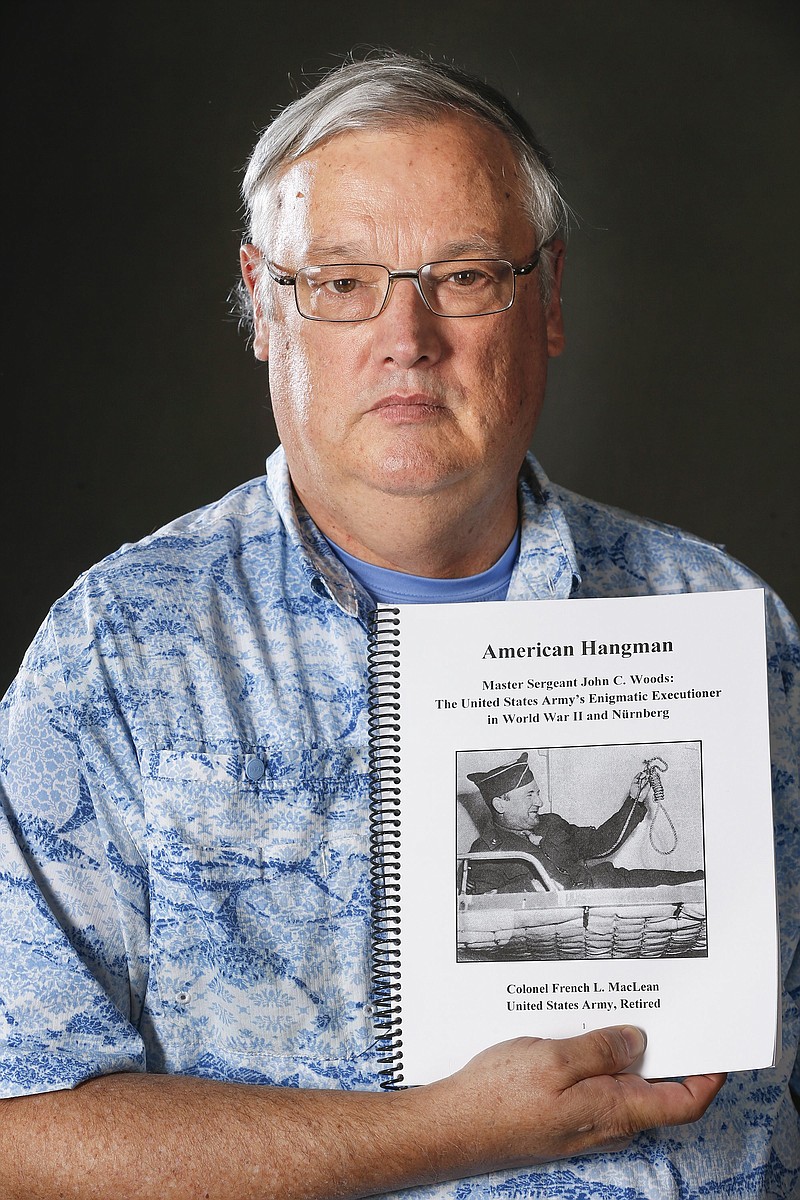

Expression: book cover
xmin=368 ymin=589 xmax=778 ymax=1086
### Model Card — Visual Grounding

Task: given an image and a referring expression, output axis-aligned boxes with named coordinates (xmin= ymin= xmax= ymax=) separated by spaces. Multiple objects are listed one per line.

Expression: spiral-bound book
xmin=367 ymin=588 xmax=778 ymax=1087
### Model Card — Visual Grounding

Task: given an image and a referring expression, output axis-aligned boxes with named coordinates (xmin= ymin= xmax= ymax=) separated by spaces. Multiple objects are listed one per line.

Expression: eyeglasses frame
xmin=264 ymin=252 xmax=542 ymax=322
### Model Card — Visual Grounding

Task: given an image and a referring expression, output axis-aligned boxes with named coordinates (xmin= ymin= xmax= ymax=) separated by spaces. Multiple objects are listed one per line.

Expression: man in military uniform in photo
xmin=465 ymin=753 xmax=705 ymax=893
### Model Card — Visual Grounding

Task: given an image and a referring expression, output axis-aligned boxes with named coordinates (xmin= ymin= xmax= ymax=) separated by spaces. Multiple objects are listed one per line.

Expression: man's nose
xmin=371 ymin=275 xmax=444 ymax=370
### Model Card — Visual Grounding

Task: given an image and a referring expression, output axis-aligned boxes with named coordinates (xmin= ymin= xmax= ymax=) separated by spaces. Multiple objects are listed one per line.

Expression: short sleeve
xmin=0 ymin=614 xmax=148 ymax=1098
xmin=764 ymin=593 xmax=800 ymax=1103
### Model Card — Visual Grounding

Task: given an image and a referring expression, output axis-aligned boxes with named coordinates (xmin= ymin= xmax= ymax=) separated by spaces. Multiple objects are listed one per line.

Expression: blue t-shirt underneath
xmin=325 ymin=528 xmax=520 ymax=604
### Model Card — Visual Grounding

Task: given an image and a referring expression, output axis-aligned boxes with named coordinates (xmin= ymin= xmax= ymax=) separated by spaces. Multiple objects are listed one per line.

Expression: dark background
xmin=3 ymin=1 xmax=798 ymax=695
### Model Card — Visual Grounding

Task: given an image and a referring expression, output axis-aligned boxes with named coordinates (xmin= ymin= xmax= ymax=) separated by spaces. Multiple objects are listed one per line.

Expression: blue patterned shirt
xmin=1 ymin=448 xmax=798 ymax=1197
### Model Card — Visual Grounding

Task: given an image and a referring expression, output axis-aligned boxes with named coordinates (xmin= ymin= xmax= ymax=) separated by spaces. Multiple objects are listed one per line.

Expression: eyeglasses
xmin=265 ymin=253 xmax=540 ymax=322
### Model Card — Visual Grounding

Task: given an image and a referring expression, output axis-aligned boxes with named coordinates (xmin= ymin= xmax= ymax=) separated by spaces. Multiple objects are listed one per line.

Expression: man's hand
xmin=0 ymin=1026 xmax=725 ymax=1199
xmin=421 ymin=1026 xmax=726 ymax=1175
xmin=629 ymin=773 xmax=663 ymax=819
xmin=628 ymin=769 xmax=650 ymax=802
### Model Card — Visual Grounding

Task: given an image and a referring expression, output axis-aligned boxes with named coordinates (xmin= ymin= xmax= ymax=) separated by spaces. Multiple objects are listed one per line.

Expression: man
xmin=464 ymin=752 xmax=705 ymax=893
xmin=0 ymin=53 xmax=797 ymax=1199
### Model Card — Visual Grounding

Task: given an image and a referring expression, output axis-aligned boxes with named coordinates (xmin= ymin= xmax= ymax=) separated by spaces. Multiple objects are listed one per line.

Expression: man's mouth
xmin=369 ymin=393 xmax=444 ymax=417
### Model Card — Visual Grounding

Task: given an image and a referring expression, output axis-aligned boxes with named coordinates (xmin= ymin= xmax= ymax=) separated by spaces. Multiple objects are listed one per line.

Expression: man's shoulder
xmin=548 ymin=478 xmax=769 ymax=597
xmin=519 ymin=460 xmax=798 ymax=661
xmin=46 ymin=475 xmax=284 ymax=647
xmin=68 ymin=476 xmax=271 ymax=582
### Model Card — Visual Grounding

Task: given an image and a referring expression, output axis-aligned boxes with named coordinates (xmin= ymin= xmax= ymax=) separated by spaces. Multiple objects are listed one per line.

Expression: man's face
xmin=241 ymin=116 xmax=564 ymax=554
xmin=493 ymin=780 xmax=542 ymax=832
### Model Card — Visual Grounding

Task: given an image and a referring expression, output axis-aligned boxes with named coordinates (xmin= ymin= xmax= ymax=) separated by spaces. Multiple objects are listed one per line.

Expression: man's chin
xmin=363 ymin=450 xmax=470 ymax=498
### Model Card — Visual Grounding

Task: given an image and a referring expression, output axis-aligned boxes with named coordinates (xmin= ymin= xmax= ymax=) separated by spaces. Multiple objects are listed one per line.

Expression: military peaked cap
xmin=467 ymin=752 xmax=534 ymax=804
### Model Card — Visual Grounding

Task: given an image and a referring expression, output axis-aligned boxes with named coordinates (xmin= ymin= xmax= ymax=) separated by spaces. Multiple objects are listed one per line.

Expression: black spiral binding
xmin=367 ymin=606 xmax=405 ymax=1089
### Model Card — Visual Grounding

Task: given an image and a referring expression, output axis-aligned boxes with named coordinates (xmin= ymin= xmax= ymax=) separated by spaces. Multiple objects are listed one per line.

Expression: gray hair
xmin=237 ymin=52 xmax=568 ymax=328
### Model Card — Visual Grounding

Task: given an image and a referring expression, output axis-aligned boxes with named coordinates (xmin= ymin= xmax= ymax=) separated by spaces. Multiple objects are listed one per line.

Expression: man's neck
xmin=294 ymin=479 xmax=520 ymax=579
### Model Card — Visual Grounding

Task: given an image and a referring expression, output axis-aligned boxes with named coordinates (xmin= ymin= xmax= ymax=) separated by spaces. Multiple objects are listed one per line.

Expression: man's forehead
xmin=301 ymin=233 xmax=512 ymax=262
xmin=269 ymin=116 xmax=532 ymax=260
xmin=281 ymin=112 xmax=518 ymax=174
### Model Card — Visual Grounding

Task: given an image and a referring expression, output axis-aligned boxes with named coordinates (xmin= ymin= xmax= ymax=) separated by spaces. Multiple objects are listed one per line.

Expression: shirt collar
xmin=265 ymin=446 xmax=581 ymax=614
xmin=265 ymin=446 xmax=364 ymax=618
xmin=510 ymin=455 xmax=582 ymax=601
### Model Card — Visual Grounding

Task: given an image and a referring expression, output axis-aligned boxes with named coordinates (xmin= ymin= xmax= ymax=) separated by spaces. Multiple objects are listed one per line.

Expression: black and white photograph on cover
xmin=457 ymin=741 xmax=708 ymax=963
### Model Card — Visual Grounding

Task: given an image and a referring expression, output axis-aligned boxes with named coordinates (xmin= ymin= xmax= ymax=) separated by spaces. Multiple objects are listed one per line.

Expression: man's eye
xmin=324 ymin=278 xmax=360 ymax=294
xmin=446 ymin=270 xmax=489 ymax=287
xmin=451 ymin=271 xmax=479 ymax=286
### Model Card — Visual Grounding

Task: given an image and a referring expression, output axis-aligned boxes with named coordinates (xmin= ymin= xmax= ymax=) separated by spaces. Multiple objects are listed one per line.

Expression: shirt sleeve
xmin=0 ymin=613 xmax=148 ymax=1098
xmin=569 ymin=794 xmax=646 ymax=861
xmin=761 ymin=591 xmax=800 ymax=1110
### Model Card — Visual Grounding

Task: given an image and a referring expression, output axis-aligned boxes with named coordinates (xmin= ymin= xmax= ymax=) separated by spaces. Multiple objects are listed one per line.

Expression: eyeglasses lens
xmin=294 ymin=261 xmax=515 ymax=321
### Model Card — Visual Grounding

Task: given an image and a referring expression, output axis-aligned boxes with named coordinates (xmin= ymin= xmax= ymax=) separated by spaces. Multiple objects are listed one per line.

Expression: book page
xmin=380 ymin=589 xmax=776 ymax=1083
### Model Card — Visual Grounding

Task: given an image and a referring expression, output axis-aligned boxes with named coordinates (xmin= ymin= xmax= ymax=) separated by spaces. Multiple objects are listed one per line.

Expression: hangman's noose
xmin=638 ymin=756 xmax=678 ymax=855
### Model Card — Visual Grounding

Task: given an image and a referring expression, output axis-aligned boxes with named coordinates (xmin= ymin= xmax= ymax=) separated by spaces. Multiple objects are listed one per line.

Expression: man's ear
xmin=544 ymin=238 xmax=566 ymax=359
xmin=239 ymin=243 xmax=270 ymax=362
xmin=491 ymin=795 xmax=506 ymax=816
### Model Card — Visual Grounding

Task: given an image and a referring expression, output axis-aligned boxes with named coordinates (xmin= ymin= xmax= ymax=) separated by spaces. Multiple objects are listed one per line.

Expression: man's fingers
xmin=546 ymin=1029 xmax=725 ymax=1139
xmin=442 ymin=1035 xmax=725 ymax=1169
xmin=641 ymin=1073 xmax=727 ymax=1125
xmin=572 ymin=1070 xmax=728 ymax=1142
xmin=508 ymin=1030 xmax=724 ymax=1129
xmin=548 ymin=1025 xmax=646 ymax=1085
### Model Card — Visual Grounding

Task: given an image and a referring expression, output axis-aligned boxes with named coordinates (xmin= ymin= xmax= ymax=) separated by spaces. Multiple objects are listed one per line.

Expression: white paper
xmin=375 ymin=589 xmax=777 ymax=1083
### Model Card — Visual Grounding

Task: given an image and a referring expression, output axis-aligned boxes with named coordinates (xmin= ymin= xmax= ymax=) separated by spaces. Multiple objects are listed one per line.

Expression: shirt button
xmin=245 ymin=756 xmax=265 ymax=782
